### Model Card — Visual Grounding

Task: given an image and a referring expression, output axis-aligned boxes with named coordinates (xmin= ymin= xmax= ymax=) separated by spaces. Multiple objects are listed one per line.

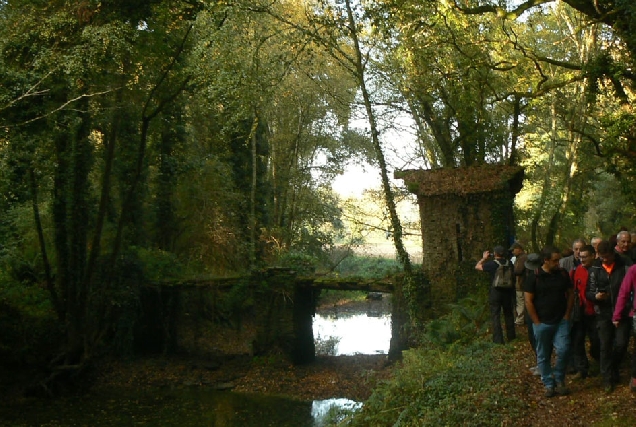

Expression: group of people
xmin=476 ymin=232 xmax=636 ymax=398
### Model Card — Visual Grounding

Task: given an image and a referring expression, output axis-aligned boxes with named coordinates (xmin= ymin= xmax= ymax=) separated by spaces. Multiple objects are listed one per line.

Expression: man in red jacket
xmin=570 ymin=245 xmax=599 ymax=379
xmin=612 ymin=263 xmax=636 ymax=391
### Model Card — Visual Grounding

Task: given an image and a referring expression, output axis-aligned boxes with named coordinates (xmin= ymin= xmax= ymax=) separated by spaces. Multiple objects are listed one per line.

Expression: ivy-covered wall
xmin=397 ymin=165 xmax=523 ymax=313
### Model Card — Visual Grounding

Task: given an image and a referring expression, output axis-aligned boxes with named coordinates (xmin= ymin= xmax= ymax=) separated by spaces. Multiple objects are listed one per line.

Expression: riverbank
xmin=92 ymin=353 xmax=393 ymax=402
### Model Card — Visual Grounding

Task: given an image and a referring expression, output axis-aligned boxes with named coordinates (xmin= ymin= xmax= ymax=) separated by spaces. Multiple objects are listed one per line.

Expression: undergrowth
xmin=329 ymin=292 xmax=529 ymax=426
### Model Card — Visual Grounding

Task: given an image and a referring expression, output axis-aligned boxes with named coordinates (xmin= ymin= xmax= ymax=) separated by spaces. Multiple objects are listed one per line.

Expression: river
xmin=0 ymin=294 xmax=391 ymax=426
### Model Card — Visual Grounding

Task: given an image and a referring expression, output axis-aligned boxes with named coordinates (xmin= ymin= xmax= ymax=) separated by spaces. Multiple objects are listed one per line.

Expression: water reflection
xmin=313 ymin=313 xmax=392 ymax=356
xmin=0 ymin=389 xmax=363 ymax=427
xmin=312 ymin=398 xmax=362 ymax=426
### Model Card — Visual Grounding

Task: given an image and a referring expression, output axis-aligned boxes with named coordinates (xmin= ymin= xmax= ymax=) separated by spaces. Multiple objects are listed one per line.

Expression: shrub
xmin=346 ymin=342 xmax=527 ymax=426
xmin=0 ymin=272 xmax=61 ymax=366
xmin=333 ymin=255 xmax=401 ymax=278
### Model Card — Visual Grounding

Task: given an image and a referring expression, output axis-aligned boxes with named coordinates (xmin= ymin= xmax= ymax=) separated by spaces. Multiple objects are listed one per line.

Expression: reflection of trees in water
xmin=314 ymin=334 xmax=340 ymax=356
xmin=317 ymin=293 xmax=392 ymax=318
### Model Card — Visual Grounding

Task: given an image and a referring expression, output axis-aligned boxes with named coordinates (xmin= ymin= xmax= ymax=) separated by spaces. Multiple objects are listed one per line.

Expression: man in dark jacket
xmin=524 ymin=246 xmax=574 ymax=398
xmin=585 ymin=240 xmax=631 ymax=392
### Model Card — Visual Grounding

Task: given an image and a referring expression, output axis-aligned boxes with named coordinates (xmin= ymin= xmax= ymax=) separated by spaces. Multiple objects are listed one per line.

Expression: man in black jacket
xmin=585 ymin=240 xmax=631 ymax=392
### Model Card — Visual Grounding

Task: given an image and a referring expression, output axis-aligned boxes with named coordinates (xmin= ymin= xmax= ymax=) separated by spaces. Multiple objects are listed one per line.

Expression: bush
xmin=345 ymin=342 xmax=527 ymax=427
xmin=333 ymin=255 xmax=401 ymax=278
xmin=134 ymin=247 xmax=185 ymax=281
xmin=418 ymin=292 xmax=490 ymax=348
xmin=276 ymin=251 xmax=319 ymax=275
xmin=0 ymin=273 xmax=61 ymax=366
xmin=330 ymin=291 xmax=527 ymax=427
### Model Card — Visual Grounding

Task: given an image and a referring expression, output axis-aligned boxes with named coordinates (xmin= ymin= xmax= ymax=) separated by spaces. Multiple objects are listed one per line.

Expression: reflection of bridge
xmin=145 ymin=270 xmax=406 ymax=364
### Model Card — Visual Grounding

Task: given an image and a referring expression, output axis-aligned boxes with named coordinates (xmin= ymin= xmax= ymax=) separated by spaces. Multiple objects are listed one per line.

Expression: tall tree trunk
xmin=29 ymin=167 xmax=59 ymax=318
xmin=531 ymin=100 xmax=558 ymax=251
xmin=508 ymin=95 xmax=521 ymax=166
xmin=249 ymin=114 xmax=259 ymax=267
xmin=344 ymin=0 xmax=411 ymax=276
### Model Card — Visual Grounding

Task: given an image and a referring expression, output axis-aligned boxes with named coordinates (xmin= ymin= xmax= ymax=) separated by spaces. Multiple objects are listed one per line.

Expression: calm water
xmin=313 ymin=313 xmax=392 ymax=355
xmin=0 ymin=389 xmax=360 ymax=427
xmin=1 ymin=298 xmax=388 ymax=426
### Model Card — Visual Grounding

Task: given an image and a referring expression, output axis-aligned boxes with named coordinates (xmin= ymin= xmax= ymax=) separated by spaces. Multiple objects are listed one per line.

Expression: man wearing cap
xmin=476 ymin=245 xmax=516 ymax=344
xmin=524 ymin=246 xmax=574 ymax=398
xmin=510 ymin=242 xmax=527 ymax=325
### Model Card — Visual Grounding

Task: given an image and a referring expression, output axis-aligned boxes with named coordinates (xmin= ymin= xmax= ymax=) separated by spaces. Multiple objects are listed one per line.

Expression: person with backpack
xmin=524 ymin=246 xmax=574 ymax=398
xmin=476 ymin=245 xmax=516 ymax=344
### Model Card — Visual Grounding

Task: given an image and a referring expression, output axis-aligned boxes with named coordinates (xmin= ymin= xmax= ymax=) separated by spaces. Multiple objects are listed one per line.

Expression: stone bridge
xmin=137 ymin=269 xmax=408 ymax=364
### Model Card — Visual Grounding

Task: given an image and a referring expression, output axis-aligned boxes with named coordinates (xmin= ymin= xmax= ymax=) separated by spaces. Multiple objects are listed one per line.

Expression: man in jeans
xmin=524 ymin=246 xmax=574 ymax=398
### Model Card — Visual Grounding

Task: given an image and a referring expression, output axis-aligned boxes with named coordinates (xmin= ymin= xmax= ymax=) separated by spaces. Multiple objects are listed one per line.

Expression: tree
xmin=0 ymin=0 xmax=203 ymax=382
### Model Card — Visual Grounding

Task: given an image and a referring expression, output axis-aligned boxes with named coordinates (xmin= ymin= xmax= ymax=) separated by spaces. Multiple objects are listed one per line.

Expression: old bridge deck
xmin=152 ymin=275 xmax=396 ymax=294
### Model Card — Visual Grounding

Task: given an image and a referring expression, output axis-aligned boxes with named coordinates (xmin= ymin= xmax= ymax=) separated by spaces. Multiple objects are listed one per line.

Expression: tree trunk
xmin=344 ymin=0 xmax=412 ymax=277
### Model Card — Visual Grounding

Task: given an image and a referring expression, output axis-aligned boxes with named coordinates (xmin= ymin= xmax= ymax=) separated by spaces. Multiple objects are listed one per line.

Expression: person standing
xmin=510 ymin=242 xmax=527 ymax=325
xmin=476 ymin=245 xmax=516 ymax=344
xmin=612 ymin=263 xmax=636 ymax=391
xmin=569 ymin=245 xmax=599 ymax=379
xmin=524 ymin=246 xmax=574 ymax=398
xmin=586 ymin=240 xmax=630 ymax=393
xmin=560 ymin=239 xmax=586 ymax=272
xmin=615 ymin=231 xmax=634 ymax=266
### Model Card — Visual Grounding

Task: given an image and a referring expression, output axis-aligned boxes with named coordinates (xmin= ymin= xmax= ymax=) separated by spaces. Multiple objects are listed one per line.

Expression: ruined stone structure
xmin=136 ymin=270 xmax=404 ymax=364
xmin=396 ymin=164 xmax=524 ymax=307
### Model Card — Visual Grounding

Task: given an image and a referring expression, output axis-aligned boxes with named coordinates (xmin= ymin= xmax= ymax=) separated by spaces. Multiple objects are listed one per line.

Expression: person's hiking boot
xmin=555 ymin=383 xmax=570 ymax=396
xmin=544 ymin=387 xmax=556 ymax=398
xmin=630 ymin=377 xmax=636 ymax=392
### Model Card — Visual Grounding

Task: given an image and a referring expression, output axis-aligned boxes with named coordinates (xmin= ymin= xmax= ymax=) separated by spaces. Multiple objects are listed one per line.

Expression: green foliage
xmin=333 ymin=255 xmax=401 ymax=278
xmin=0 ymin=271 xmax=61 ymax=365
xmin=419 ymin=293 xmax=490 ymax=349
xmin=276 ymin=251 xmax=319 ymax=276
xmin=134 ymin=247 xmax=185 ymax=282
xmin=346 ymin=341 xmax=526 ymax=427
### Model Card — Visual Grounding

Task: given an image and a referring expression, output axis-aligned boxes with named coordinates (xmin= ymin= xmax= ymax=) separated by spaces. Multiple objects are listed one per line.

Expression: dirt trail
xmin=510 ymin=324 xmax=636 ymax=426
